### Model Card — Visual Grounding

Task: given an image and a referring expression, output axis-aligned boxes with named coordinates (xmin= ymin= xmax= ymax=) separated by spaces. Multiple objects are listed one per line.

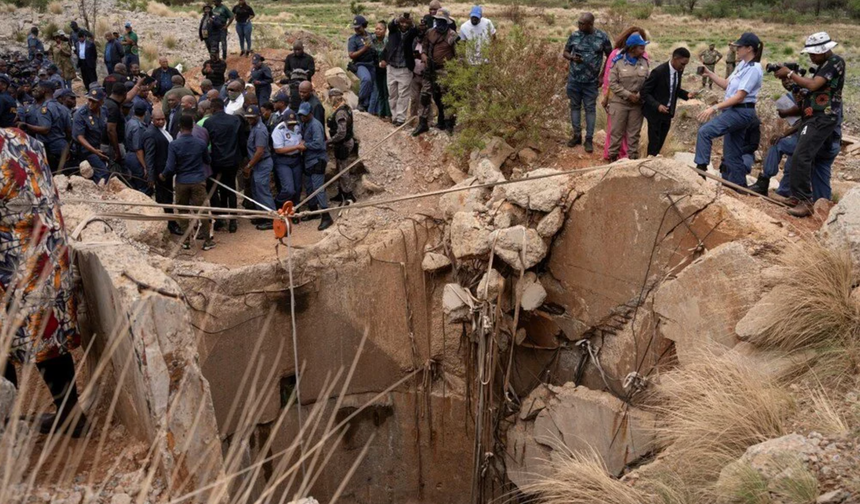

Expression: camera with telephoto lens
xmin=766 ymin=62 xmax=807 ymax=76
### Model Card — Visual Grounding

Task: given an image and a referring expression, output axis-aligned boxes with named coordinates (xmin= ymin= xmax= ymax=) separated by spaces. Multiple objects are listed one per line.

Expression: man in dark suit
xmin=144 ymin=108 xmax=182 ymax=235
xmin=641 ymin=47 xmax=697 ymax=157
xmin=76 ymin=31 xmax=98 ymax=89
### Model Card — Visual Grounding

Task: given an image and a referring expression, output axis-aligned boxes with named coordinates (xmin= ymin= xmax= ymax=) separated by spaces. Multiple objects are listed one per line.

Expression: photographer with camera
xmin=693 ymin=32 xmax=763 ymax=187
xmin=771 ymin=32 xmax=844 ymax=217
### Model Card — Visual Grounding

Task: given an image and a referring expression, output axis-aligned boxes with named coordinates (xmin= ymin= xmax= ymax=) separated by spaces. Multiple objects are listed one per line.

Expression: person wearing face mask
xmin=382 ymin=13 xmax=418 ymax=126
xmin=225 ymin=80 xmax=246 ymax=116
xmin=607 ymin=33 xmax=650 ymax=161
xmin=694 ymin=32 xmax=764 ymax=188
xmin=348 ymin=15 xmax=377 ymax=113
xmin=458 ymin=5 xmax=495 ymax=66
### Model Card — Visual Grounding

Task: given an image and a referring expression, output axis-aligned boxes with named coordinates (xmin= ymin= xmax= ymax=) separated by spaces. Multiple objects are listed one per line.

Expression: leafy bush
xmin=631 ymin=3 xmax=654 ymax=18
xmin=41 ymin=21 xmax=59 ymax=39
xmin=349 ymin=0 xmax=365 ymax=15
xmin=442 ymin=26 xmax=567 ymax=156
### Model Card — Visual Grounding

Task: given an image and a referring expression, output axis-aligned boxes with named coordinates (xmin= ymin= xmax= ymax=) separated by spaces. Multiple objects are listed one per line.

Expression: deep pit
xmin=45 ymin=135 xmax=826 ymax=503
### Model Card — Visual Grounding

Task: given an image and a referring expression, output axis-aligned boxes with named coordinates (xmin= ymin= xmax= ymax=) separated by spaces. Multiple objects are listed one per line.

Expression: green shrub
xmin=349 ymin=0 xmax=365 ymax=15
xmin=631 ymin=3 xmax=654 ymax=18
xmin=442 ymin=26 xmax=567 ymax=157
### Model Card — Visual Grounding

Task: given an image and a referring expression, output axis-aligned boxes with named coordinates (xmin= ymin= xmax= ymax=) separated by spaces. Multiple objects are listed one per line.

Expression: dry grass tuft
xmin=806 ymin=383 xmax=850 ymax=436
xmin=652 ymin=351 xmax=793 ymax=492
xmin=714 ymin=463 xmax=771 ymax=504
xmin=319 ymin=49 xmax=347 ymax=73
xmin=140 ymin=43 xmax=159 ymax=62
xmin=146 ymin=1 xmax=172 ymax=17
xmin=164 ymin=34 xmax=177 ymax=50
xmin=746 ymin=244 xmax=859 ymax=353
xmin=521 ymin=448 xmax=649 ymax=504
xmin=47 ymin=1 xmax=63 ymax=14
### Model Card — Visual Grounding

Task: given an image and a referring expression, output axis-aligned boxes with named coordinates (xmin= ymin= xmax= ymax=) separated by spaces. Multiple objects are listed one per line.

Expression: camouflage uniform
xmin=327 ymin=103 xmax=358 ymax=196
xmin=699 ymin=48 xmax=722 ymax=88
xmin=725 ymin=45 xmax=737 ymax=78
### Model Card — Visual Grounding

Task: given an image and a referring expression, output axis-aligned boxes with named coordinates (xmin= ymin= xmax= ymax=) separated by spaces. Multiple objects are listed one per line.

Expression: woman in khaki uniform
xmin=50 ymin=30 xmax=76 ymax=88
xmin=607 ymin=33 xmax=650 ymax=161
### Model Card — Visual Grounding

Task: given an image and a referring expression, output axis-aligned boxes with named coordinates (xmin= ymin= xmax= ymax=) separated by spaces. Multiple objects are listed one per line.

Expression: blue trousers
xmin=255 ymin=84 xmax=271 ymax=106
xmin=236 ymin=22 xmax=252 ymax=52
xmin=274 ymin=155 xmax=303 ymax=206
xmin=123 ymin=54 xmax=139 ymax=67
xmin=217 ymin=29 xmax=228 ymax=59
xmin=252 ymin=158 xmax=275 ymax=211
xmin=356 ymin=64 xmax=375 ymax=112
xmin=763 ymin=134 xmax=797 ymax=196
xmin=694 ymin=107 xmax=758 ymax=187
xmin=566 ymin=80 xmax=599 ymax=139
xmin=303 ymin=171 xmax=328 ymax=210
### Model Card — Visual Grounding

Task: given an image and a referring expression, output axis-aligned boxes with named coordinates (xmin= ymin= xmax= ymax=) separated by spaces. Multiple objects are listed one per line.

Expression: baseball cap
xmin=469 ymin=5 xmax=482 ymax=18
xmin=133 ymin=102 xmax=148 ymax=115
xmin=244 ymin=105 xmax=260 ymax=117
xmin=87 ymin=87 xmax=106 ymax=101
xmin=625 ymin=33 xmax=649 ymax=47
xmin=801 ymin=32 xmax=837 ymax=54
xmin=731 ymin=32 xmax=761 ymax=49
xmin=352 ymin=15 xmax=367 ymax=27
xmin=433 ymin=8 xmax=452 ymax=22
xmin=273 ymin=91 xmax=288 ymax=102
xmin=284 ymin=111 xmax=298 ymax=125
xmin=228 ymin=69 xmax=239 ymax=79
xmin=37 ymin=68 xmax=47 ymax=76
xmin=297 ymin=102 xmax=311 ymax=116
xmin=252 ymin=54 xmax=265 ymax=63
xmin=124 ymin=21 xmax=132 ymax=28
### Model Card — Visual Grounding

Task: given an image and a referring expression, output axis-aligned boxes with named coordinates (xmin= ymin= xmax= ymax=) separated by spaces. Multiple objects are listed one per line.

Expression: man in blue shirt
xmin=0 ymin=75 xmax=18 ymax=128
xmin=348 ymin=15 xmax=376 ymax=112
xmin=104 ymin=32 xmax=123 ymax=74
xmin=250 ymin=54 xmax=273 ymax=105
xmin=72 ymin=87 xmax=109 ymax=183
xmin=242 ymin=105 xmax=276 ymax=230
xmin=272 ymin=109 xmax=303 ymax=210
xmin=20 ymin=81 xmax=71 ymax=172
xmin=563 ymin=12 xmax=611 ymax=153
xmin=160 ymin=114 xmax=215 ymax=250
xmin=298 ymin=102 xmax=333 ymax=231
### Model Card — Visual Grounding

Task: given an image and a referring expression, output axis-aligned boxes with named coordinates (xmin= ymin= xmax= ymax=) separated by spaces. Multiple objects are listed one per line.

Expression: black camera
xmin=766 ymin=62 xmax=807 ymax=76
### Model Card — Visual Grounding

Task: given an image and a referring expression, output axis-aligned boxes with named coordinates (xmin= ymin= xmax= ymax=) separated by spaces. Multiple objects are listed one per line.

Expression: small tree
xmin=442 ymin=26 xmax=567 ymax=157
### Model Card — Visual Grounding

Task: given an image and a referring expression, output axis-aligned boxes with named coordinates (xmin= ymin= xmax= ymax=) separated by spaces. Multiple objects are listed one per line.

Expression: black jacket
xmin=143 ymin=123 xmax=170 ymax=182
xmin=77 ymin=40 xmax=98 ymax=70
xmin=283 ymin=53 xmax=315 ymax=80
xmin=151 ymin=66 xmax=181 ymax=97
xmin=203 ymin=111 xmax=242 ymax=169
xmin=641 ymin=61 xmax=690 ymax=119
xmin=383 ymin=20 xmax=418 ymax=71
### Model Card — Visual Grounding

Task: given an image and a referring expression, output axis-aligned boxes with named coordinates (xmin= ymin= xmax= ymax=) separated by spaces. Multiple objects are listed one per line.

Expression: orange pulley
xmin=273 ymin=201 xmax=295 ymax=239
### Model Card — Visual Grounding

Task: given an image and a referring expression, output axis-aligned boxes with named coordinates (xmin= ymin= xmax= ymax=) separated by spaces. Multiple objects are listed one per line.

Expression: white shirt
xmin=159 ymin=126 xmax=173 ymax=143
xmin=459 ymin=18 xmax=496 ymax=65
xmin=225 ymin=93 xmax=245 ymax=116
xmin=78 ymin=41 xmax=86 ymax=61
xmin=668 ymin=63 xmax=678 ymax=107
xmin=272 ymin=122 xmax=302 ymax=152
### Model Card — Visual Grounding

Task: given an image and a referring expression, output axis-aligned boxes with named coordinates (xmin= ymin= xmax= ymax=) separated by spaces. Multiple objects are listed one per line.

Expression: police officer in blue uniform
xmin=297 ymin=101 xmax=333 ymax=231
xmin=242 ymin=105 xmax=276 ymax=230
xmin=272 ymin=109 xmax=303 ymax=210
xmin=72 ymin=87 xmax=110 ymax=182
xmin=125 ymin=102 xmax=149 ymax=192
xmin=0 ymin=75 xmax=17 ymax=127
xmin=250 ymin=54 xmax=273 ymax=105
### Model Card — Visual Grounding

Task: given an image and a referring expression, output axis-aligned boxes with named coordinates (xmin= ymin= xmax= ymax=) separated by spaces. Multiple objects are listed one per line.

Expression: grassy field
xmin=163 ymin=0 xmax=859 ymax=130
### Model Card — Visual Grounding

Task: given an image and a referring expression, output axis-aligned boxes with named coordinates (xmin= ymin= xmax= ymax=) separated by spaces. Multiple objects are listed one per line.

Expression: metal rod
xmin=62 ymin=198 xmax=274 ymax=216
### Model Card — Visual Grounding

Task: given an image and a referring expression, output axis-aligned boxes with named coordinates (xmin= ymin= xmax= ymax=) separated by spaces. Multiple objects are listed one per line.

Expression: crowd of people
xmin=564 ymin=13 xmax=845 ymax=217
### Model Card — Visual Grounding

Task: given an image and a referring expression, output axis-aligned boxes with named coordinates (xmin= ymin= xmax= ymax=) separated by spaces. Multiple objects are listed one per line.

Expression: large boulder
xmin=716 ymin=434 xmax=820 ymax=499
xmin=470 ymin=137 xmax=515 ymax=172
xmin=507 ymin=384 xmax=656 ymax=488
xmin=517 ymin=272 xmax=547 ymax=311
xmin=500 ymin=168 xmax=568 ymax=212
xmin=819 ymin=186 xmax=860 ymax=267
xmin=489 ymin=226 xmax=548 ymax=270
xmin=440 ymin=177 xmax=489 ymax=219
xmin=536 ymin=207 xmax=564 ymax=238
xmin=472 ymin=158 xmax=506 ymax=184
xmin=477 ymin=268 xmax=505 ymax=301
xmin=450 ymin=211 xmax=493 ymax=259
xmin=324 ymin=67 xmax=352 ymax=93
xmin=422 ymin=252 xmax=452 ymax=272
xmin=443 ymin=283 xmax=474 ymax=322
xmin=653 ymin=242 xmax=763 ymax=365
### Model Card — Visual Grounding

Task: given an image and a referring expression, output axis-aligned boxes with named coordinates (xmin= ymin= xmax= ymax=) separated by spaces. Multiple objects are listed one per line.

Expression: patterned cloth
xmin=0 ymin=128 xmax=79 ymax=364
xmin=564 ymin=29 xmax=612 ymax=84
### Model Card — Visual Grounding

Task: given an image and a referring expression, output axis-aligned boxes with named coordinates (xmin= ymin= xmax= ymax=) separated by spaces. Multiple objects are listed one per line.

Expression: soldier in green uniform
xmin=725 ymin=43 xmax=737 ymax=78
xmin=699 ymin=43 xmax=722 ymax=89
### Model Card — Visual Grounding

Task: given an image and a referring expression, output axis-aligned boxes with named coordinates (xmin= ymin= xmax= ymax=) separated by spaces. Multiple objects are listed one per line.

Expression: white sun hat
xmin=801 ymin=32 xmax=838 ymax=54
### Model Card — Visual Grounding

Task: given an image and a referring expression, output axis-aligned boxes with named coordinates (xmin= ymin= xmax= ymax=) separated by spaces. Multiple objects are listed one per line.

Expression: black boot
xmin=434 ymin=111 xmax=446 ymax=130
xmin=341 ymin=192 xmax=356 ymax=204
xmin=168 ymin=221 xmax=183 ymax=236
xmin=584 ymin=138 xmax=594 ymax=153
xmin=228 ymin=219 xmax=238 ymax=233
xmin=749 ymin=175 xmax=770 ymax=196
xmin=301 ymin=205 xmax=321 ymax=221
xmin=318 ymin=213 xmax=334 ymax=231
xmin=567 ymin=134 xmax=582 ymax=148
xmin=412 ymin=118 xmax=429 ymax=137
xmin=695 ymin=164 xmax=708 ymax=179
